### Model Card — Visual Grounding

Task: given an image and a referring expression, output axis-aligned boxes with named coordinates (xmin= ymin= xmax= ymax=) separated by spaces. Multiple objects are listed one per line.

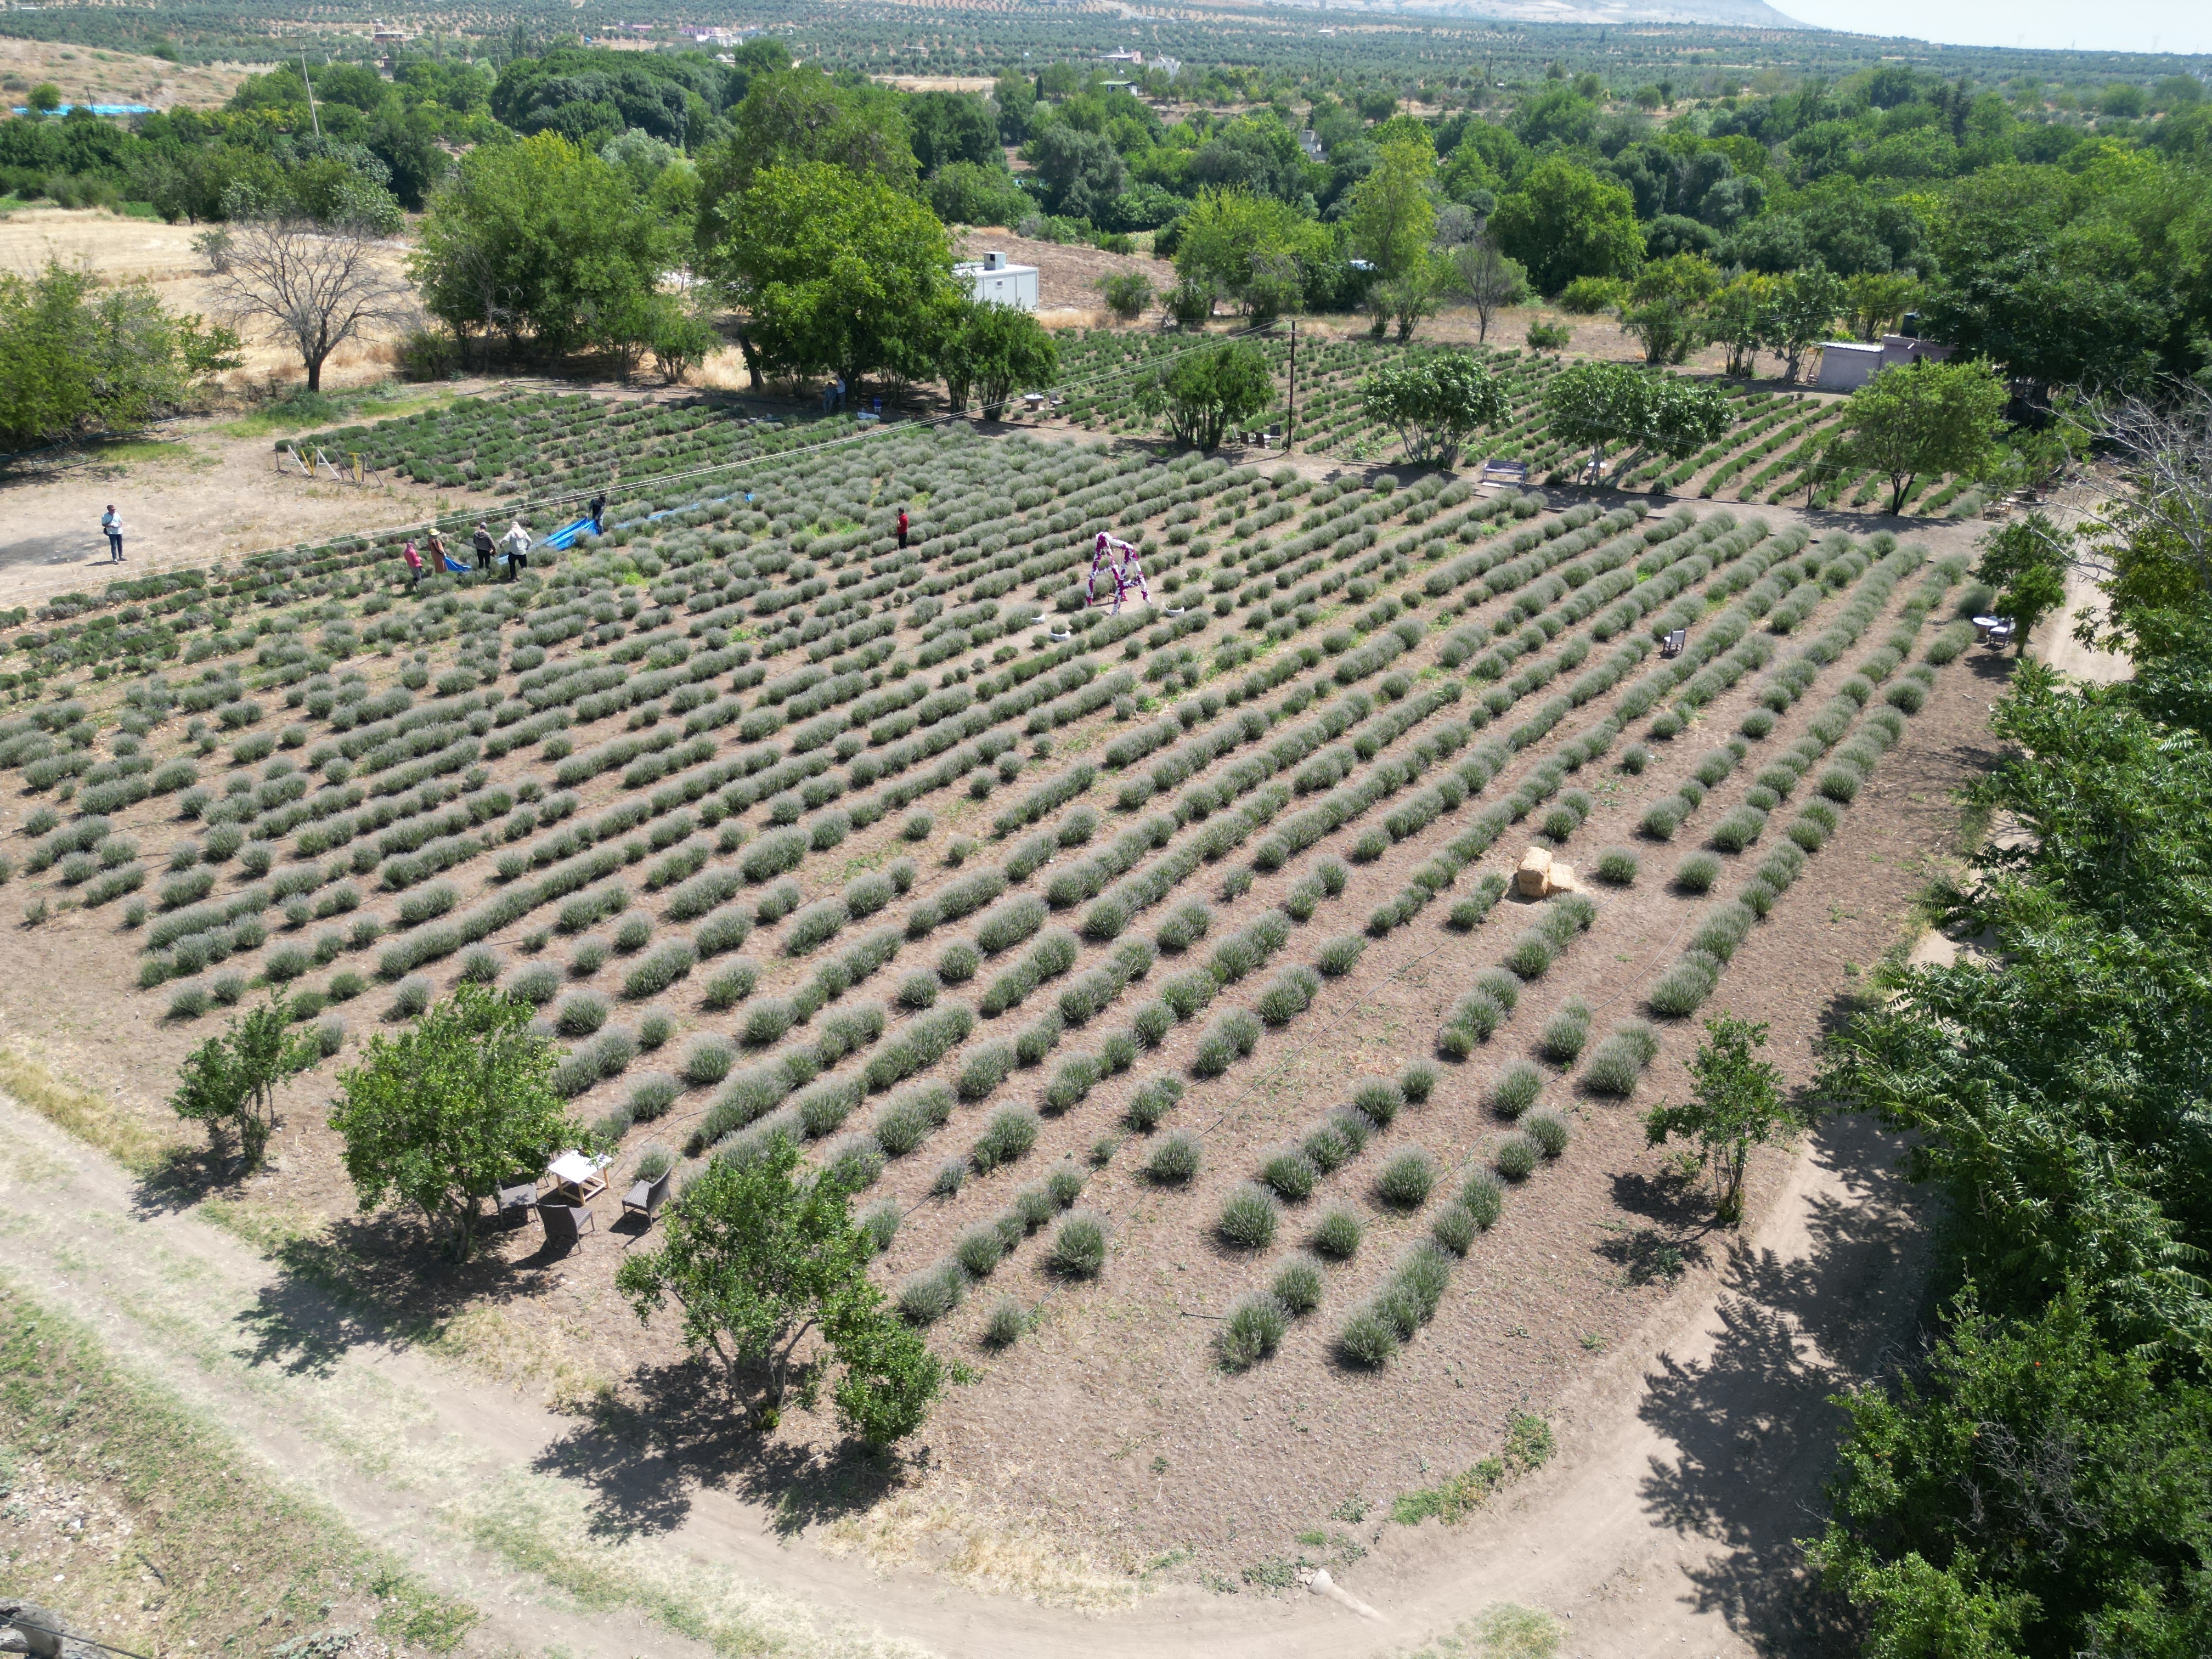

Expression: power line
xmin=5 ymin=1613 xmax=160 ymax=1659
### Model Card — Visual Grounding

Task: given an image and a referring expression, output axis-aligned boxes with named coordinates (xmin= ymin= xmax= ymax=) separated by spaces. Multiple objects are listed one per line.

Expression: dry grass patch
xmin=820 ymin=1475 xmax=1141 ymax=1609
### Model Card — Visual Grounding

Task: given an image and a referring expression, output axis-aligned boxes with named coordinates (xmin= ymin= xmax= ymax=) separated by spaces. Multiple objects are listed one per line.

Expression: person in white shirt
xmin=501 ymin=519 xmax=532 ymax=582
xmin=100 ymin=505 xmax=123 ymax=563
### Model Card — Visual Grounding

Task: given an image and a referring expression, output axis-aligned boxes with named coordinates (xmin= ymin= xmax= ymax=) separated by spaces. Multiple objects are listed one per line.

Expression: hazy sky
xmin=1779 ymin=0 xmax=2209 ymax=55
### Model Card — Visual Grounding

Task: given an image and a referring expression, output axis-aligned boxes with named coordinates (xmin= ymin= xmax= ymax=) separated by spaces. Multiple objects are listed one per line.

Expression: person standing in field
xmin=472 ymin=521 xmax=494 ymax=573
xmin=100 ymin=504 xmax=123 ymax=563
xmin=426 ymin=526 xmax=448 ymax=571
xmin=589 ymin=494 xmax=606 ymax=536
xmin=501 ymin=518 xmax=532 ymax=582
xmin=402 ymin=538 xmax=424 ymax=590
xmin=896 ymin=507 xmax=909 ymax=550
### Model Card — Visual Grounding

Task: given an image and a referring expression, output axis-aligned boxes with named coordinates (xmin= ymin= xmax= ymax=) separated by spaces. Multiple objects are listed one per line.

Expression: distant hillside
xmin=1329 ymin=0 xmax=1808 ymax=28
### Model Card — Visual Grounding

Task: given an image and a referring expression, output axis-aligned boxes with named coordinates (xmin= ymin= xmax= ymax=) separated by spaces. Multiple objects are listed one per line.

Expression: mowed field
xmin=0 ymin=401 xmax=2004 ymax=1599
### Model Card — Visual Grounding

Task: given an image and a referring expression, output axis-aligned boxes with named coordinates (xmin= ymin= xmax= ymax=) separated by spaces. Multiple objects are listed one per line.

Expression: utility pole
xmin=301 ymin=53 xmax=321 ymax=138
xmin=1286 ymin=318 xmax=1297 ymax=452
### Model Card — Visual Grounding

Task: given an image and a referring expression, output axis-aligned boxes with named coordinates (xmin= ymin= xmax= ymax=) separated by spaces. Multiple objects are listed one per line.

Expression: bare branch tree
xmin=2092 ymin=381 xmax=2212 ymax=583
xmin=211 ymin=217 xmax=409 ymax=392
xmin=1444 ymin=235 xmax=1528 ymax=346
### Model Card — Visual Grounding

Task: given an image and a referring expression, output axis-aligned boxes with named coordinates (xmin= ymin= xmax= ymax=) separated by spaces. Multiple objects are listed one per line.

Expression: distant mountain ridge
xmin=1307 ymin=0 xmax=1808 ymax=29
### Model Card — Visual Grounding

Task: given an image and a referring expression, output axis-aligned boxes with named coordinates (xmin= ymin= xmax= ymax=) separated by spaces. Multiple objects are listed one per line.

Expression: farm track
xmin=0 ymin=408 xmax=2004 ymax=1649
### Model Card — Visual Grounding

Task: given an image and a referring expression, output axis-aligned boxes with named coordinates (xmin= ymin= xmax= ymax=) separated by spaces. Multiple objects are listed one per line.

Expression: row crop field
xmin=279 ymin=388 xmax=852 ymax=499
xmin=1049 ymin=330 xmax=1994 ymax=517
xmin=0 ymin=412 xmax=1994 ymax=1566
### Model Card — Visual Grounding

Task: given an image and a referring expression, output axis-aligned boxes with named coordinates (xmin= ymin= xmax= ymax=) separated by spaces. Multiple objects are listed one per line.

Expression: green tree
xmin=701 ymin=160 xmax=958 ymax=391
xmin=1831 ymin=358 xmax=2009 ymax=515
xmin=410 ymin=132 xmax=669 ymax=364
xmin=1542 ymin=359 xmax=1732 ymax=485
xmin=1135 ymin=338 xmax=1272 ymax=450
xmin=1643 ymin=1013 xmax=1797 ymax=1224
xmin=1843 ymin=271 xmax=1920 ymax=342
xmin=1808 ymin=1289 xmax=2212 ymax=1659
xmin=0 ymin=262 xmax=239 ymax=452
xmin=327 ymin=985 xmax=573 ymax=1260
xmin=615 ymin=1138 xmax=941 ymax=1442
xmin=708 ymin=65 xmax=916 ymax=194
xmin=1620 ymin=252 xmax=1720 ymax=366
xmin=1360 ymin=351 xmax=1508 ymax=468
xmin=27 ymin=82 xmax=61 ymax=115
xmin=1344 ymin=137 xmax=1436 ymax=280
xmin=171 ymin=991 xmax=317 ymax=1170
xmin=1172 ymin=188 xmax=1329 ymax=312
xmin=941 ymin=299 xmax=1058 ymax=420
xmin=1768 ymin=265 xmax=1847 ymax=383
xmin=1977 ymin=512 xmax=2073 ymax=649
xmin=1490 ymin=157 xmax=1643 ymax=298
xmin=1707 ymin=272 xmax=1774 ymax=377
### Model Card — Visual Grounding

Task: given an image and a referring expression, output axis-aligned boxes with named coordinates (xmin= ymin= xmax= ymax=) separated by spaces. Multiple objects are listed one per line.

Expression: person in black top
xmin=472 ymin=523 xmax=494 ymax=572
xmin=589 ymin=494 xmax=606 ymax=536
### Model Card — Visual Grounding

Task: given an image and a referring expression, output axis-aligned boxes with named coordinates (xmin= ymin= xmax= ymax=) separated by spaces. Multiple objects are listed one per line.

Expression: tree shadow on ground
xmin=1632 ymin=1110 xmax=1930 ymax=1658
xmin=224 ymin=1206 xmax=580 ymax=1380
xmin=528 ymin=1355 xmax=904 ymax=1544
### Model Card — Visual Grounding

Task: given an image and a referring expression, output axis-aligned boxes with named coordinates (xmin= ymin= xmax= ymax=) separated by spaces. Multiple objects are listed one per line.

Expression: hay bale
xmin=1514 ymin=847 xmax=1553 ymax=899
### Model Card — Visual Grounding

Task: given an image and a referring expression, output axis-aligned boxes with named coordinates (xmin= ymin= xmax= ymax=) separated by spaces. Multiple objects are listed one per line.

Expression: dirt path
xmin=0 ymin=1076 xmax=1925 ymax=1658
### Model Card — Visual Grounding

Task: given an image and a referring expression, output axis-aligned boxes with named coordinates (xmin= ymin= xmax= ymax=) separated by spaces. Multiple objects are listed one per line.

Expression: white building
xmin=954 ymin=250 xmax=1040 ymax=312
xmin=1814 ymin=334 xmax=1956 ymax=393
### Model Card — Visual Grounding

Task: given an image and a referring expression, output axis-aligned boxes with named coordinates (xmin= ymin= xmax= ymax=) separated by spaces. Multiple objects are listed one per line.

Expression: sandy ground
xmin=957 ymin=227 xmax=1169 ymax=327
xmin=0 ymin=204 xmax=421 ymax=390
xmin=0 ymin=38 xmax=257 ymax=112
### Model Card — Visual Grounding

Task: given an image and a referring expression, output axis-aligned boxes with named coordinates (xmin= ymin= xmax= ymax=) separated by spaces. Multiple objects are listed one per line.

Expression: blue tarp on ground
xmin=540 ymin=516 xmax=598 ymax=551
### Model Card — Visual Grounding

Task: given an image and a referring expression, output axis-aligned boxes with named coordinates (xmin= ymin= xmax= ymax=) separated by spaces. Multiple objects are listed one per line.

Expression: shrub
xmin=1143 ymin=1130 xmax=1201 ymax=1183
xmin=510 ymin=963 xmax=560 ymax=1006
xmin=555 ymin=991 xmax=610 ymax=1036
xmin=1595 ymin=847 xmax=1639 ymax=885
xmin=1539 ymin=998 xmax=1591 ymax=1063
xmin=1647 ymin=951 xmax=1721 ymax=1018
xmin=1272 ymin=1255 xmax=1324 ymax=1315
xmin=1218 ymin=1293 xmax=1289 ymax=1370
xmin=1492 ymin=1059 xmax=1543 ymax=1118
xmin=682 ymin=1036 xmax=735 ymax=1086
xmin=1337 ymin=1306 xmax=1400 ymax=1368
xmin=1317 ymin=934 xmax=1365 ymax=976
xmin=1505 ymin=930 xmax=1555 ymax=978
xmin=741 ymin=996 xmax=795 ymax=1046
xmin=391 ymin=977 xmax=433 ymax=1020
xmin=702 ymin=958 xmax=761 ymax=1010
xmin=1376 ymin=1148 xmax=1436 ymax=1209
xmin=1461 ymin=1170 xmax=1504 ymax=1228
xmin=1739 ymin=708 xmax=1776 ymax=739
xmin=1352 ymin=1077 xmax=1404 ymax=1126
xmin=629 ymin=1073 xmax=680 ymax=1120
xmin=1313 ymin=1206 xmax=1363 ymax=1260
xmin=1261 ymin=1147 xmax=1319 ymax=1201
xmin=958 ymin=1041 xmax=1015 ymax=1102
xmin=1048 ymin=1210 xmax=1107 ymax=1279
xmin=1126 ymin=1073 xmax=1184 ymax=1130
xmin=955 ymin=1223 xmax=1005 ymax=1279
xmin=972 ymin=1106 xmax=1040 ymax=1171
xmin=1787 ymin=817 xmax=1828 ymax=852
xmin=1431 ymin=1201 xmax=1478 ymax=1256
xmin=1217 ymin=1182 xmax=1279 ymax=1248
xmin=897 ymin=1263 xmax=966 ymax=1325
xmin=1525 ymin=1109 xmax=1571 ymax=1159
xmin=1401 ymin=1060 xmax=1437 ymax=1103
xmin=1583 ymin=1021 xmax=1658 ymax=1096
xmin=1496 ymin=1133 xmax=1538 ymax=1180
xmin=1672 ymin=853 xmax=1723 ymax=894
xmin=1131 ymin=1000 xmax=1173 ymax=1046
xmin=1155 ymin=899 xmax=1211 ymax=952
xmin=1639 ymin=799 xmax=1683 ymax=840
xmin=983 ymin=1296 xmax=1026 ymax=1348
xmin=1818 ymin=766 xmax=1860 ymax=804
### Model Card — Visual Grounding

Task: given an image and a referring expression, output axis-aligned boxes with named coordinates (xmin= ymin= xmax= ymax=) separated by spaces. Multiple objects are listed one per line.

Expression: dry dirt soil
xmin=956 ymin=227 xmax=1170 ymax=327
xmin=0 ymin=38 xmax=259 ymax=111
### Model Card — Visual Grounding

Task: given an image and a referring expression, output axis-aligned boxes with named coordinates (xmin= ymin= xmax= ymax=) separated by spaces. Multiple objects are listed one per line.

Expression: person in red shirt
xmin=896 ymin=507 xmax=909 ymax=550
xmin=401 ymin=538 xmax=424 ymax=590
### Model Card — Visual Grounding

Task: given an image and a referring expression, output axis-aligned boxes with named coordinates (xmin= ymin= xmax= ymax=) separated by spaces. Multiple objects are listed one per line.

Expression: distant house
xmin=955 ymin=250 xmax=1040 ymax=312
xmin=1814 ymin=334 xmax=1955 ymax=393
xmin=1297 ymin=128 xmax=1325 ymax=162
xmin=1101 ymin=48 xmax=1143 ymax=64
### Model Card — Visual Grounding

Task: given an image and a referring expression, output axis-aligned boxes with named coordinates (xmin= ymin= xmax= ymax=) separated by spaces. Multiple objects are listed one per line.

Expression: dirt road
xmin=0 ymin=1077 xmax=1925 ymax=1659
